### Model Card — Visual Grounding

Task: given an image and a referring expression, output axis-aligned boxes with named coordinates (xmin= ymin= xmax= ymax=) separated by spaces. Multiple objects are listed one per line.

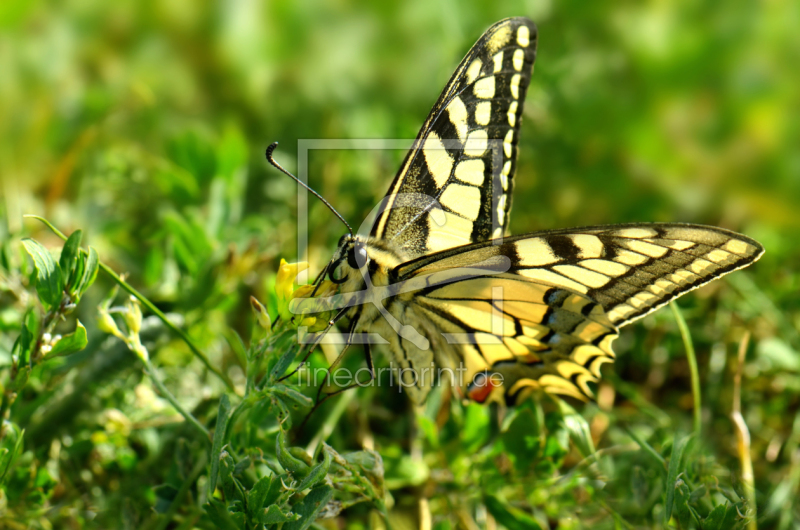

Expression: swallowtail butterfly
xmin=276 ymin=17 xmax=763 ymax=405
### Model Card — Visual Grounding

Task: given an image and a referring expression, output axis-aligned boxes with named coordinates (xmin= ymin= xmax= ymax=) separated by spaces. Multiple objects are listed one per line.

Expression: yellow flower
xmin=275 ymin=260 xmax=339 ymax=331
xmin=276 ymin=259 xmax=309 ymax=307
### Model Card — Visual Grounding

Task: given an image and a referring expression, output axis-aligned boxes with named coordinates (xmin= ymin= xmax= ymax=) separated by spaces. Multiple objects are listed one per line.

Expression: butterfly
xmin=272 ymin=17 xmax=764 ymax=406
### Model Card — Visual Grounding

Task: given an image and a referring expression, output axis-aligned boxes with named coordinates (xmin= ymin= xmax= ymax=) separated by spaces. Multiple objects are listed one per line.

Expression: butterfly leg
xmin=277 ymin=306 xmax=351 ymax=382
xmin=299 ymin=331 xmax=376 ymax=433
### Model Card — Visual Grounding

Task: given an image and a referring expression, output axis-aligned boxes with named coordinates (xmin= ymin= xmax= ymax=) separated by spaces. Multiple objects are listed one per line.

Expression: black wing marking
xmin=371 ymin=18 xmax=537 ymax=259
xmin=388 ymin=223 xmax=762 ymax=402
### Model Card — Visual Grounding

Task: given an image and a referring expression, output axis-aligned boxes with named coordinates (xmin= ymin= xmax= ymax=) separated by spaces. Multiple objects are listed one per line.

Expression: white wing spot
xmin=510 ymin=74 xmax=521 ymax=99
xmin=423 ymin=132 xmax=454 ymax=188
xmin=492 ymin=51 xmax=504 ymax=73
xmin=647 ymin=239 xmax=695 ymax=251
xmin=579 ymin=259 xmax=629 ymax=276
xmin=466 ymin=59 xmax=483 ymax=84
xmin=440 ymin=184 xmax=481 ymax=220
xmin=507 ymin=100 xmax=518 ymax=126
xmin=613 ymin=249 xmax=649 ymax=266
xmin=496 ymin=194 xmax=507 ymax=225
xmin=723 ymin=239 xmax=753 ymax=255
xmin=516 ymin=238 xmax=558 ymax=266
xmin=517 ymin=25 xmax=530 ymax=47
xmin=513 ymin=48 xmax=525 ymax=71
xmin=624 ymin=239 xmax=669 ymax=258
xmin=614 ymin=227 xmax=658 ymax=238
xmin=688 ymin=258 xmax=717 ymax=275
xmin=655 ymin=278 xmax=677 ymax=292
xmin=632 ymin=291 xmax=658 ymax=305
xmin=454 ymin=159 xmax=485 ymax=186
xmin=475 ymin=101 xmax=491 ymax=126
xmin=474 ymin=76 xmax=496 ymax=99
xmin=503 ymin=129 xmax=514 ymax=158
xmin=464 ymin=129 xmax=488 ymax=157
xmin=446 ymin=97 xmax=469 ymax=141
xmin=427 ymin=211 xmax=473 ymax=251
xmin=500 ymin=160 xmax=511 ymax=190
xmin=706 ymin=249 xmax=734 ymax=264
xmin=518 ymin=269 xmax=589 ymax=294
xmin=569 ymin=234 xmax=603 ymax=258
xmin=552 ymin=264 xmax=611 ymax=288
xmin=607 ymin=303 xmax=635 ymax=322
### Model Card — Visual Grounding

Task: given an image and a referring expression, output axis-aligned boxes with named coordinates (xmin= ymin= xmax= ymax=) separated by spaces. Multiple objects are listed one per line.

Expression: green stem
xmin=27 ymin=215 xmax=237 ymax=394
xmin=146 ymin=452 xmax=208 ymax=530
xmin=305 ymin=389 xmax=355 ymax=455
xmin=623 ymin=425 xmax=666 ymax=468
xmin=143 ymin=357 xmax=210 ymax=441
xmin=670 ymin=302 xmax=702 ymax=437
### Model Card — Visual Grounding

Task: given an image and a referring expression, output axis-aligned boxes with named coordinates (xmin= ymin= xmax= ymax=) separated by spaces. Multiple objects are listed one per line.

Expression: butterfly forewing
xmin=389 ymin=223 xmax=763 ymax=402
xmin=371 ymin=18 xmax=537 ymax=259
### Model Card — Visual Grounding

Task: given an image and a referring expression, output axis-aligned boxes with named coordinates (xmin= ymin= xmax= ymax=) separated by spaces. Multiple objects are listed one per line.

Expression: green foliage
xmin=1 ymin=0 xmax=798 ymax=528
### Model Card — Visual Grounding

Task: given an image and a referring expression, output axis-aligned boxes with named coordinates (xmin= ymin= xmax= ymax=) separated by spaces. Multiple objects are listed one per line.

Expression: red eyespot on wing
xmin=467 ymin=372 xmax=499 ymax=403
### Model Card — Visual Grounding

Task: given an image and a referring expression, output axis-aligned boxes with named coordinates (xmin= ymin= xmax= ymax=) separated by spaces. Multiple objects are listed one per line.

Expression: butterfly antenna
xmin=266 ymin=142 xmax=353 ymax=235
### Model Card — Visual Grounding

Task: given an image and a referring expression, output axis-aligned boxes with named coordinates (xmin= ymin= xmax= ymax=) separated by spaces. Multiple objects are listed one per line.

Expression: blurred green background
xmin=1 ymin=0 xmax=799 ymax=528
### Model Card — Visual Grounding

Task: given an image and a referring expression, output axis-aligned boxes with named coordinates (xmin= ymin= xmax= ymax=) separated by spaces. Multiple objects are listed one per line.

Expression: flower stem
xmin=143 ymin=357 xmax=210 ymax=442
xmin=670 ymin=302 xmax=701 ymax=438
xmin=27 ymin=215 xmax=237 ymax=394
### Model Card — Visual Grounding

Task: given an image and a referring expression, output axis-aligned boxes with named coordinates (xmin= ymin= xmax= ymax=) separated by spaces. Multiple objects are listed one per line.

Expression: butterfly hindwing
xmin=371 ymin=18 xmax=537 ymax=259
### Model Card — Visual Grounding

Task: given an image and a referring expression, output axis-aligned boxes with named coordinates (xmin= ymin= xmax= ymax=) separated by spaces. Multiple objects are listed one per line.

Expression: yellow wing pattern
xmin=387 ymin=223 xmax=763 ymax=403
xmin=371 ymin=18 xmax=537 ymax=259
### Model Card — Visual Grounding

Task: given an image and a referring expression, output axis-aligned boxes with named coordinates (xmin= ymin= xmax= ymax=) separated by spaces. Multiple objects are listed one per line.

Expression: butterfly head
xmin=326 ymin=234 xmax=369 ymax=286
xmin=326 ymin=234 xmax=408 ymax=291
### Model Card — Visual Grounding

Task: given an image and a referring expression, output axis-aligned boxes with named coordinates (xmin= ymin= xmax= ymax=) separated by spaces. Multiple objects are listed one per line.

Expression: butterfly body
xmin=297 ymin=18 xmax=763 ymax=406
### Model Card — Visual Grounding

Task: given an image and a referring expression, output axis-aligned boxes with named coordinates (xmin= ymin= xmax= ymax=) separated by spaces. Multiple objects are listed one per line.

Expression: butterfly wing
xmin=387 ymin=223 xmax=763 ymax=402
xmin=371 ymin=18 xmax=537 ymax=259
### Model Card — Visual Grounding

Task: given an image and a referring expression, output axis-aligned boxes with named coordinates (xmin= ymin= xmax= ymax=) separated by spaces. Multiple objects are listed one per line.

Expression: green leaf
xmin=703 ymin=502 xmax=744 ymax=530
xmin=77 ymin=246 xmax=100 ymax=296
xmin=209 ymin=394 xmax=233 ymax=495
xmin=665 ymin=433 xmax=693 ymax=524
xmin=70 ymin=251 xmax=86 ymax=298
xmin=283 ymin=485 xmax=334 ymax=530
xmin=0 ymin=424 xmax=24 ymax=485
xmin=246 ymin=475 xmax=274 ymax=520
xmin=46 ymin=320 xmax=88 ymax=358
xmin=484 ymin=495 xmax=543 ymax=530
xmin=33 ymin=467 xmax=57 ymax=499
xmin=417 ymin=415 xmax=439 ymax=448
xmin=59 ymin=229 xmax=82 ymax=288
xmin=152 ymin=484 xmax=179 ymax=514
xmin=12 ymin=365 xmax=31 ymax=392
xmin=15 ymin=314 xmax=34 ymax=366
xmin=203 ymin=498 xmax=244 ymax=530
xmin=217 ymin=452 xmax=243 ymax=503
xmin=271 ymin=385 xmax=313 ymax=408
xmin=295 ymin=447 xmax=332 ymax=492
xmin=673 ymin=478 xmax=697 ymax=528
xmin=21 ymin=238 xmax=63 ymax=308
xmin=276 ymin=429 xmax=310 ymax=476
xmin=462 ymin=402 xmax=490 ymax=451
xmin=269 ymin=342 xmax=300 ymax=382
xmin=261 ymin=504 xmax=299 ymax=524
xmin=501 ymin=405 xmax=541 ymax=472
xmin=557 ymin=398 xmax=596 ymax=457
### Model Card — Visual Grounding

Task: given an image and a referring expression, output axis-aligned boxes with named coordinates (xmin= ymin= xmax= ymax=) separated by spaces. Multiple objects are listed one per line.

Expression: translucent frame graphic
xmin=291 ymin=138 xmax=507 ymax=348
